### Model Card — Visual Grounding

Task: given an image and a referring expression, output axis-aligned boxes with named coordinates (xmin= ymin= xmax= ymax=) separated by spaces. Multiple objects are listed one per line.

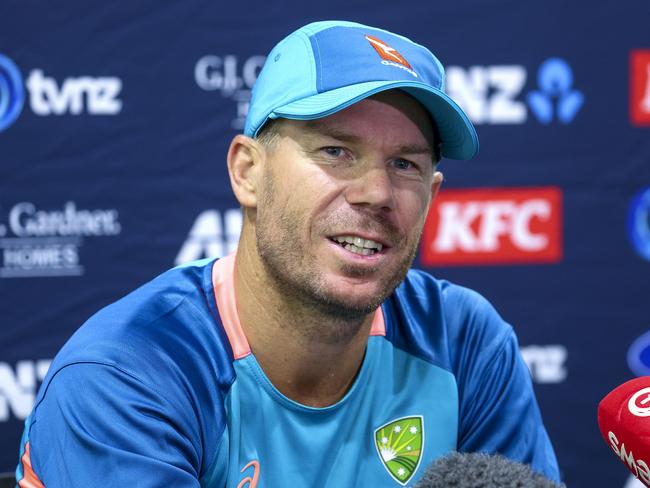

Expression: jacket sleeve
xmin=448 ymin=287 xmax=561 ymax=483
xmin=16 ymin=362 xmax=204 ymax=488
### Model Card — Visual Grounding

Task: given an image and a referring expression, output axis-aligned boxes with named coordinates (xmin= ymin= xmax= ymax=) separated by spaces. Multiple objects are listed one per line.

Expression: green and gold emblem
xmin=374 ymin=415 xmax=424 ymax=485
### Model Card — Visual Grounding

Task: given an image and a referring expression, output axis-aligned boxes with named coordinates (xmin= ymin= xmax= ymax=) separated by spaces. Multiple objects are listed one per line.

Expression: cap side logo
xmin=374 ymin=415 xmax=424 ymax=485
xmin=365 ymin=35 xmax=413 ymax=70
xmin=628 ymin=387 xmax=650 ymax=417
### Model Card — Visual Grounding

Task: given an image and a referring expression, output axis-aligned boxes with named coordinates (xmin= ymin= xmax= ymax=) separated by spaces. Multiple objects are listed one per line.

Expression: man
xmin=16 ymin=21 xmax=559 ymax=487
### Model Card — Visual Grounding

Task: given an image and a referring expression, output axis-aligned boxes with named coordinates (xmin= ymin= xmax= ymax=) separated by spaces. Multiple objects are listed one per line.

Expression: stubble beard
xmin=255 ymin=175 xmax=420 ymax=342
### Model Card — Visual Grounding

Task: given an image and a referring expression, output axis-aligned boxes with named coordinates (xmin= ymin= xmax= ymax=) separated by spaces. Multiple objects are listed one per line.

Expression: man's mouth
xmin=330 ymin=235 xmax=384 ymax=256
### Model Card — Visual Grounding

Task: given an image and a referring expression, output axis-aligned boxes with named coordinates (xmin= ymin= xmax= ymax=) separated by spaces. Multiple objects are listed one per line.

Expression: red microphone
xmin=598 ymin=376 xmax=650 ymax=487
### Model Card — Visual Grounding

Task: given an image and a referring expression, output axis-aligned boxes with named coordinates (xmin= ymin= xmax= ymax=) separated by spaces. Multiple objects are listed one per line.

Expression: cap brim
xmin=270 ymin=80 xmax=478 ymax=160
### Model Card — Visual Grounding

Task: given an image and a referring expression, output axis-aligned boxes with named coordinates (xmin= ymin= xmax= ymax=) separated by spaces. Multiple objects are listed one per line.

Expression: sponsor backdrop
xmin=1 ymin=1 xmax=649 ymax=486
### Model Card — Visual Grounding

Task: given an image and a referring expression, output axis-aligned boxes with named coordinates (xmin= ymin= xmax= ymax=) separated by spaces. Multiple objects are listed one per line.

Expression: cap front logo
xmin=365 ymin=35 xmax=417 ymax=78
xmin=365 ymin=35 xmax=412 ymax=68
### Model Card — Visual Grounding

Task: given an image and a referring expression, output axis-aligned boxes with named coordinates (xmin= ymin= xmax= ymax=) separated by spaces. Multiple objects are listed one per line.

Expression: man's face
xmin=255 ymin=90 xmax=439 ymax=319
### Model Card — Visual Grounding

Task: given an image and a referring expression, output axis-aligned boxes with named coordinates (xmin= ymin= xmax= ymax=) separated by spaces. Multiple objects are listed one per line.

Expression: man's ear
xmin=227 ymin=135 xmax=264 ymax=208
xmin=431 ymin=171 xmax=444 ymax=200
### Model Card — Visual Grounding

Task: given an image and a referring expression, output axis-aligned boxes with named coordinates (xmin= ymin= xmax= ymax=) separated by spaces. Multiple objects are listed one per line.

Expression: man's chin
xmin=312 ymin=281 xmax=390 ymax=319
xmin=313 ymin=297 xmax=381 ymax=321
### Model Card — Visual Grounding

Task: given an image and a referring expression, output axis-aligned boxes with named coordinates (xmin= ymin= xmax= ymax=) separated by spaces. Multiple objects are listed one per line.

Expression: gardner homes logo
xmin=0 ymin=201 xmax=121 ymax=278
xmin=420 ymin=187 xmax=563 ymax=266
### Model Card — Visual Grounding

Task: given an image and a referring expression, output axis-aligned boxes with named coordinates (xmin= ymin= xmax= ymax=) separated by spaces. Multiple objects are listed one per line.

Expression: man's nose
xmin=344 ymin=167 xmax=396 ymax=211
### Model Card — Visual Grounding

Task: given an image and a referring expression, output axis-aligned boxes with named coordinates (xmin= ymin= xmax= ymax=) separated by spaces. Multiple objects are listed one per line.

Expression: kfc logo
xmin=630 ymin=50 xmax=650 ymax=126
xmin=420 ymin=187 xmax=562 ymax=266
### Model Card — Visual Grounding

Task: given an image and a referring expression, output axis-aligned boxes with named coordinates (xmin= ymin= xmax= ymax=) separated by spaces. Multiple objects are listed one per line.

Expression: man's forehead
xmin=293 ymin=93 xmax=436 ymax=154
xmin=296 ymin=119 xmax=434 ymax=156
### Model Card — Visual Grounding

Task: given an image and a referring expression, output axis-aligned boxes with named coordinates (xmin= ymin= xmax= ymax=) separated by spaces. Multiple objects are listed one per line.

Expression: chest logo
xmin=236 ymin=460 xmax=260 ymax=488
xmin=374 ymin=415 xmax=424 ymax=485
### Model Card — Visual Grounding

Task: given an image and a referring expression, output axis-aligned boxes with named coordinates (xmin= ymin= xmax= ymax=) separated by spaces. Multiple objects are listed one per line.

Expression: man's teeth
xmin=332 ymin=236 xmax=383 ymax=255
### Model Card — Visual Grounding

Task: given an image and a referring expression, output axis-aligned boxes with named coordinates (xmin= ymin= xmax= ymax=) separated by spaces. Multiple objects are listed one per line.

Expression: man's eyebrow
xmin=302 ymin=121 xmax=362 ymax=144
xmin=395 ymin=143 xmax=434 ymax=155
xmin=302 ymin=120 xmax=434 ymax=155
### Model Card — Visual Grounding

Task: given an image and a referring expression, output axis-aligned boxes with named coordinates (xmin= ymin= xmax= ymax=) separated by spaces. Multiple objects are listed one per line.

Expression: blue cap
xmin=245 ymin=21 xmax=479 ymax=160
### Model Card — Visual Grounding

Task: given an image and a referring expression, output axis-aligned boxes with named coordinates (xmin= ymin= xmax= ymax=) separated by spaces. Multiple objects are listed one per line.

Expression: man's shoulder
xmin=78 ymin=258 xmax=215 ymax=342
xmin=24 ymin=259 xmax=233 ymax=486
xmin=111 ymin=258 xmax=214 ymax=321
xmin=44 ymin=258 xmax=235 ymax=390
xmin=384 ymin=268 xmax=514 ymax=370
xmin=397 ymin=268 xmax=506 ymax=324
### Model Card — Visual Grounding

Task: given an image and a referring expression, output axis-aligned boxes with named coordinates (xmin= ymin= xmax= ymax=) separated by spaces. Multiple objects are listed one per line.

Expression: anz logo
xmin=445 ymin=57 xmax=584 ymax=125
xmin=628 ymin=332 xmax=650 ymax=377
xmin=527 ymin=58 xmax=584 ymax=124
xmin=0 ymin=360 xmax=51 ymax=421
xmin=175 ymin=209 xmax=242 ymax=265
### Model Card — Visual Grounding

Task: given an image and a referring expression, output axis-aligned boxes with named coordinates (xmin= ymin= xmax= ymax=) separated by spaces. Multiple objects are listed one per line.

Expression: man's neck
xmin=233 ymin=232 xmax=374 ymax=408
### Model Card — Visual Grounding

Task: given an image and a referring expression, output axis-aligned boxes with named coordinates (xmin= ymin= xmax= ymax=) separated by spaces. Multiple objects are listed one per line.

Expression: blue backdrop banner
xmin=1 ymin=1 xmax=650 ymax=486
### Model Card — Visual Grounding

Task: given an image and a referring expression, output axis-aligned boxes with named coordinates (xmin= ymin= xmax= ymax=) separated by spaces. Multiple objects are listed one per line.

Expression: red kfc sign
xmin=630 ymin=50 xmax=650 ymax=126
xmin=420 ymin=187 xmax=562 ymax=266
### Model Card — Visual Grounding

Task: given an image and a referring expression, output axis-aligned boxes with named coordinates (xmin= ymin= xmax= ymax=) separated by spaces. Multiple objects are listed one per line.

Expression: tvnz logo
xmin=0 ymin=54 xmax=25 ymax=132
xmin=0 ymin=53 xmax=122 ymax=132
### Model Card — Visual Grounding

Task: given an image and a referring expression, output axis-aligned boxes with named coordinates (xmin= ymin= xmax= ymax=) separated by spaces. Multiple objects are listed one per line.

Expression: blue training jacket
xmin=16 ymin=254 xmax=559 ymax=487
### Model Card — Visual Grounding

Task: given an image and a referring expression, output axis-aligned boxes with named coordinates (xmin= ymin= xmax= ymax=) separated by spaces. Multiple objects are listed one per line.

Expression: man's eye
xmin=392 ymin=159 xmax=414 ymax=170
xmin=322 ymin=147 xmax=344 ymax=158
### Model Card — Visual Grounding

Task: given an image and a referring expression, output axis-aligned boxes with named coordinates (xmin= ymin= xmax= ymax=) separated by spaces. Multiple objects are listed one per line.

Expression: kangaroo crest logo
xmin=364 ymin=34 xmax=412 ymax=69
xmin=374 ymin=415 xmax=424 ymax=485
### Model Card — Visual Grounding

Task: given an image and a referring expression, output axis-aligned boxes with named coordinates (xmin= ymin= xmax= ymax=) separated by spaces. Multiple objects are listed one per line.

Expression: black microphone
xmin=413 ymin=452 xmax=564 ymax=488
